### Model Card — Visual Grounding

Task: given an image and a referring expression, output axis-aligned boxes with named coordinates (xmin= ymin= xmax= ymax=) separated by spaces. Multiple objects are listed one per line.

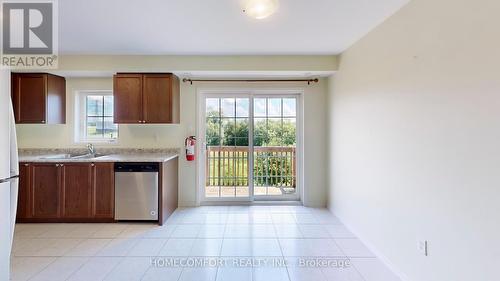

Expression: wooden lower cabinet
xmin=31 ymin=163 xmax=61 ymax=219
xmin=61 ymin=163 xmax=93 ymax=219
xmin=17 ymin=162 xmax=115 ymax=222
xmin=16 ymin=163 xmax=32 ymax=219
xmin=159 ymin=158 xmax=179 ymax=226
xmin=93 ymin=163 xmax=115 ymax=219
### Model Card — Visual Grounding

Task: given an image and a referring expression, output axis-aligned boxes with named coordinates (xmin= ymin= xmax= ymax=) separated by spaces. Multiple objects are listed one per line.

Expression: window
xmin=76 ymin=91 xmax=118 ymax=143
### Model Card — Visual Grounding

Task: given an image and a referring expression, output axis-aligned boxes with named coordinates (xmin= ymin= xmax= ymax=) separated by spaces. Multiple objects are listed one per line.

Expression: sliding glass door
xmin=204 ymin=96 xmax=251 ymax=200
xmin=253 ymin=97 xmax=297 ymax=199
xmin=200 ymin=93 xmax=300 ymax=202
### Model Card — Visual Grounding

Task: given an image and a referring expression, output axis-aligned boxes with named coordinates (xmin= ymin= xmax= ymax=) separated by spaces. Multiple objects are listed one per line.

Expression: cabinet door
xmin=31 ymin=164 xmax=60 ymax=218
xmin=12 ymin=74 xmax=47 ymax=124
xmin=47 ymin=75 xmax=66 ymax=124
xmin=114 ymin=74 xmax=143 ymax=123
xmin=143 ymin=74 xmax=172 ymax=123
xmin=93 ymin=163 xmax=115 ymax=219
xmin=61 ymin=163 xmax=93 ymax=218
xmin=16 ymin=163 xmax=31 ymax=219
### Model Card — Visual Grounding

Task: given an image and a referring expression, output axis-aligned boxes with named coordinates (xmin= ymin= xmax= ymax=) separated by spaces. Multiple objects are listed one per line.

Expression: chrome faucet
xmin=86 ymin=143 xmax=96 ymax=156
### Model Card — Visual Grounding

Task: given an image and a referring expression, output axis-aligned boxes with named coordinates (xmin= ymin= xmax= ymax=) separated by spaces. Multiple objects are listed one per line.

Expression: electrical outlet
xmin=418 ymin=240 xmax=429 ymax=256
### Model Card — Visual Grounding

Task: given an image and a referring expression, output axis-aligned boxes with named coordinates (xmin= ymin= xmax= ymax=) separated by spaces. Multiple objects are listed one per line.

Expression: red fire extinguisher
xmin=185 ymin=136 xmax=196 ymax=161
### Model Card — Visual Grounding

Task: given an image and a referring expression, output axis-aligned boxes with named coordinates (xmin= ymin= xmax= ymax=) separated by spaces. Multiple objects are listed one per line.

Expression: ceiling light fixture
xmin=242 ymin=0 xmax=279 ymax=20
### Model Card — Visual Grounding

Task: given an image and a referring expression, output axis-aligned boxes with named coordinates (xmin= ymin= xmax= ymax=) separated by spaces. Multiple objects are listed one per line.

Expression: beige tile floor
xmin=10 ymin=206 xmax=401 ymax=281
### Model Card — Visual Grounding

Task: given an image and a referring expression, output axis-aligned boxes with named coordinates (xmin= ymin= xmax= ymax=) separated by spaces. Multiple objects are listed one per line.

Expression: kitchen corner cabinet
xmin=11 ymin=73 xmax=66 ymax=124
xmin=17 ymin=162 xmax=115 ymax=222
xmin=113 ymin=73 xmax=180 ymax=124
xmin=159 ymin=157 xmax=179 ymax=226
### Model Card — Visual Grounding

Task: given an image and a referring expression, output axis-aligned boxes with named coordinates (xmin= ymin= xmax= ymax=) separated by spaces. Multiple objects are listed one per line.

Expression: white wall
xmin=56 ymin=55 xmax=338 ymax=72
xmin=327 ymin=0 xmax=500 ymax=280
xmin=17 ymin=77 xmax=328 ymax=207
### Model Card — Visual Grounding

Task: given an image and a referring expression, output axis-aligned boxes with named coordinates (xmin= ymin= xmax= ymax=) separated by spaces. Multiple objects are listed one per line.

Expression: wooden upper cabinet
xmin=113 ymin=74 xmax=143 ymax=124
xmin=143 ymin=74 xmax=171 ymax=123
xmin=47 ymin=75 xmax=66 ymax=124
xmin=114 ymin=73 xmax=180 ymax=124
xmin=11 ymin=73 xmax=66 ymax=124
xmin=11 ymin=74 xmax=46 ymax=123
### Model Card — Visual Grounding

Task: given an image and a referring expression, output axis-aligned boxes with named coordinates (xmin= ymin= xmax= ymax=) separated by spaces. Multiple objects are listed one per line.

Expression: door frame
xmin=196 ymin=88 xmax=304 ymax=205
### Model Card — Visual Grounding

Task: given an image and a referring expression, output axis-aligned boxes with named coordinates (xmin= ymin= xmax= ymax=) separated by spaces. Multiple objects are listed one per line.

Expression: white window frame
xmin=74 ymin=90 xmax=118 ymax=144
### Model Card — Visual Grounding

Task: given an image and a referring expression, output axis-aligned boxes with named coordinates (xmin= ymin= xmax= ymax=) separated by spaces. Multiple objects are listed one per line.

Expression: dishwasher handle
xmin=114 ymin=163 xmax=159 ymax=172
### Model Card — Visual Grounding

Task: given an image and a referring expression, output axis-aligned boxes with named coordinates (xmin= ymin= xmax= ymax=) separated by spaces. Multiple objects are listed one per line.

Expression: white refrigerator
xmin=0 ymin=69 xmax=19 ymax=281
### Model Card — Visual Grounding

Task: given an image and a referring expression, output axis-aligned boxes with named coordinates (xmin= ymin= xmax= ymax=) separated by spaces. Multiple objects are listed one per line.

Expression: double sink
xmin=40 ymin=153 xmax=108 ymax=160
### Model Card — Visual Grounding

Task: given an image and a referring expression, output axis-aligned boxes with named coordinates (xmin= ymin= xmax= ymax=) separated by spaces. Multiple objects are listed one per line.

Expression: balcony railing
xmin=206 ymin=146 xmax=296 ymax=190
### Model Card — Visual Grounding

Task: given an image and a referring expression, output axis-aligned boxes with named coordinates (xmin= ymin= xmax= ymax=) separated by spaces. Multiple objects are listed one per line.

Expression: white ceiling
xmin=59 ymin=0 xmax=409 ymax=55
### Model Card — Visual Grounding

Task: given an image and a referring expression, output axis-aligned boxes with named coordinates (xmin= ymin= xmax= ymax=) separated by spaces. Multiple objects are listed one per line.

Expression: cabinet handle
xmin=24 ymin=164 xmax=29 ymax=167
xmin=138 ymin=121 xmax=142 ymax=123
xmin=91 ymin=164 xmax=95 ymax=167
xmin=55 ymin=164 xmax=59 ymax=167
xmin=60 ymin=164 xmax=64 ymax=167
xmin=143 ymin=121 xmax=146 ymax=123
xmin=41 ymin=120 xmax=45 ymax=123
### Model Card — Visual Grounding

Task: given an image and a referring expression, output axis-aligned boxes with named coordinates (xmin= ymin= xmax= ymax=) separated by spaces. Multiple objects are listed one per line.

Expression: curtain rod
xmin=182 ymin=78 xmax=319 ymax=85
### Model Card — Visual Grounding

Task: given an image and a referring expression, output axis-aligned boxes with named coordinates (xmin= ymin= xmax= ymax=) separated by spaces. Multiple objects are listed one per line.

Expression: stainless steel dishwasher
xmin=115 ymin=163 xmax=159 ymax=221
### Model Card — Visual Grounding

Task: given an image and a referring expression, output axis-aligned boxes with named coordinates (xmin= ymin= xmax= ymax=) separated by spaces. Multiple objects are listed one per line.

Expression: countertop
xmin=19 ymin=148 xmax=180 ymax=163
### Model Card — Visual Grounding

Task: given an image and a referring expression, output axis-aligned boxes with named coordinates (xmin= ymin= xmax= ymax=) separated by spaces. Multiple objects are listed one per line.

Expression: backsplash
xmin=19 ymin=148 xmax=181 ymax=156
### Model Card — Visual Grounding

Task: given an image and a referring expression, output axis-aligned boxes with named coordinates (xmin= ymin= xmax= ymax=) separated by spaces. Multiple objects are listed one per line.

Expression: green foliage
xmin=206 ymin=111 xmax=296 ymax=147
xmin=205 ymin=111 xmax=297 ymax=187
xmin=253 ymin=156 xmax=295 ymax=187
xmin=206 ymin=111 xmax=220 ymax=145
xmin=206 ymin=151 xmax=296 ymax=188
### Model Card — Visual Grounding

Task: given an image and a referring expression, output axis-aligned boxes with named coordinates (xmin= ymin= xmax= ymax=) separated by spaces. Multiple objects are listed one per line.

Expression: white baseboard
xmin=328 ymin=208 xmax=411 ymax=281
xmin=178 ymin=201 xmax=198 ymax=207
xmin=302 ymin=200 xmax=327 ymax=208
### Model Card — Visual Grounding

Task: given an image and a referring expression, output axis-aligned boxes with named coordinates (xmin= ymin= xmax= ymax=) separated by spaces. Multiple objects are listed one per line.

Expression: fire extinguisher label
xmin=186 ymin=136 xmax=196 ymax=161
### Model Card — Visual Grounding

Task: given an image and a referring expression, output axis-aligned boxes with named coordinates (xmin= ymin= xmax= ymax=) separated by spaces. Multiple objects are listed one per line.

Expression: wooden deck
xmin=205 ymin=186 xmax=296 ymax=197
xmin=205 ymin=146 xmax=296 ymax=187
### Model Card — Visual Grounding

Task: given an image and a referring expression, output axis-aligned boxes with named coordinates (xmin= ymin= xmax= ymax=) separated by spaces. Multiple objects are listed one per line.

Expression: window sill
xmin=75 ymin=139 xmax=119 ymax=145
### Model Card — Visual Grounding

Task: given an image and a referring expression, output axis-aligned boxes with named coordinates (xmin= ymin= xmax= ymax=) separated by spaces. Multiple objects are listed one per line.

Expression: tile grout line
xmin=329 ymin=236 xmax=368 ymax=281
xmin=212 ymin=216 xmax=229 ymax=281
xmin=62 ymin=257 xmax=91 ymax=281
xmin=22 ymin=257 xmax=57 ymax=281
xmin=100 ymin=257 xmax=125 ymax=281
xmin=272 ymin=217 xmax=293 ymax=281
